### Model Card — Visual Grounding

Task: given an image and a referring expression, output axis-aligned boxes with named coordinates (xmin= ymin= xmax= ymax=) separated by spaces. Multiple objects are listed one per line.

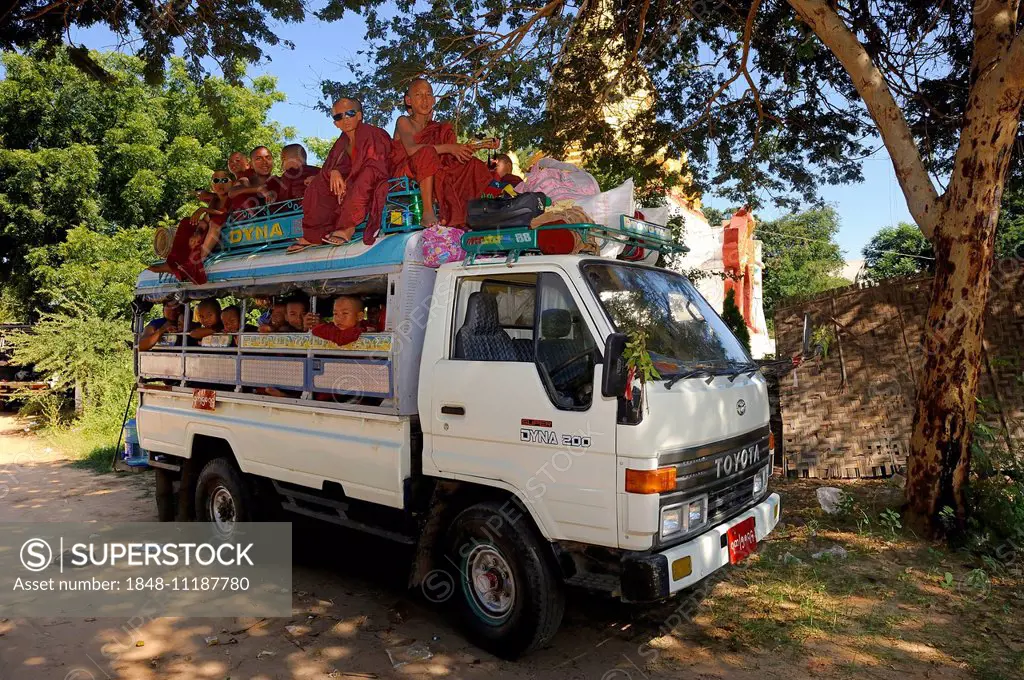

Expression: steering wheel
xmin=548 ymin=349 xmax=593 ymax=381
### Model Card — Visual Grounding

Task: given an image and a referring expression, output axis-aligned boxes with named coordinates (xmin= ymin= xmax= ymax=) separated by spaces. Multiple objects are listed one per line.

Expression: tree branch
xmin=786 ymin=0 xmax=940 ymax=238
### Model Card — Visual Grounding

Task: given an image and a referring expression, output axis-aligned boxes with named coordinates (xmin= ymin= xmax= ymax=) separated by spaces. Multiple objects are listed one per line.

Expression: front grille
xmin=655 ymin=427 xmax=770 ymax=547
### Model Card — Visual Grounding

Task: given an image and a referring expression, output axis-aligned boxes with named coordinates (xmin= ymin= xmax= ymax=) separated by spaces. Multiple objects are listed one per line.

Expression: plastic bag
xmin=421 ymin=225 xmax=466 ymax=268
xmin=576 ymin=178 xmax=636 ymax=257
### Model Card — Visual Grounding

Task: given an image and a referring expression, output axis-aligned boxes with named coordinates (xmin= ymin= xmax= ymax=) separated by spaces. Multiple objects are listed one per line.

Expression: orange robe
xmin=266 ymin=164 xmax=321 ymax=203
xmin=302 ymin=123 xmax=392 ymax=245
xmin=392 ymin=121 xmax=493 ymax=227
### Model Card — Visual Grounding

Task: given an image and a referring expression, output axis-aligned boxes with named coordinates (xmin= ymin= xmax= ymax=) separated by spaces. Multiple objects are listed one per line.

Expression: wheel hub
xmin=209 ymin=485 xmax=236 ymax=532
xmin=465 ymin=544 xmax=515 ymax=619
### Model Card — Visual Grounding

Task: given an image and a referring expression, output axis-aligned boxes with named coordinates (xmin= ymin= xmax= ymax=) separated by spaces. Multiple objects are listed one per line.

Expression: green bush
xmin=966 ymin=417 xmax=1024 ymax=548
xmin=722 ymin=288 xmax=751 ymax=353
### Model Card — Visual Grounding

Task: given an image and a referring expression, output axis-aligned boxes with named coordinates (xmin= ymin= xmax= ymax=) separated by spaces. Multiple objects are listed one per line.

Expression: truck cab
xmin=132 ymin=202 xmax=779 ymax=658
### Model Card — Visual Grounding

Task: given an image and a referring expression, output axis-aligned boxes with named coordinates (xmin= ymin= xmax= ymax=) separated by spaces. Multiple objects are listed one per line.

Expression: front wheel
xmin=194 ymin=458 xmax=252 ymax=533
xmin=443 ymin=501 xmax=565 ymax=658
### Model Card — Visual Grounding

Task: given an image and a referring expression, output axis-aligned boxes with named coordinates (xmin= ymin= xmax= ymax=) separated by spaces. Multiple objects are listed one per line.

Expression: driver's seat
xmin=454 ymin=292 xmax=519 ymax=362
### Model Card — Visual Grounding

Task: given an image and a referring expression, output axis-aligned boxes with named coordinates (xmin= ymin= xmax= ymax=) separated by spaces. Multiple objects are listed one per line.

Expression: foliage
xmin=9 ymin=225 xmax=150 ymax=389
xmin=721 ymin=289 xmax=751 ymax=353
xmin=0 ymin=1 xmax=307 ymax=84
xmin=622 ymin=328 xmax=661 ymax=385
xmin=0 ymin=46 xmax=294 ymax=317
xmin=996 ymin=187 xmax=1024 ymax=260
xmin=757 ymin=207 xmax=850 ymax=320
xmin=878 ymin=508 xmax=903 ymax=539
xmin=28 ymin=226 xmax=155 ymax=319
xmin=701 ymin=206 xmax=732 ymax=228
xmin=966 ymin=413 xmax=1024 ymax=547
xmin=811 ymin=325 xmax=835 ymax=359
xmin=862 ymin=223 xmax=936 ymax=281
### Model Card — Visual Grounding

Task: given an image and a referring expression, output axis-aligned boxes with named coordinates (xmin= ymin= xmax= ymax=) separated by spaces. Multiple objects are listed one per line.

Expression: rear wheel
xmin=194 ymin=458 xmax=252 ymax=532
xmin=444 ymin=502 xmax=565 ymax=658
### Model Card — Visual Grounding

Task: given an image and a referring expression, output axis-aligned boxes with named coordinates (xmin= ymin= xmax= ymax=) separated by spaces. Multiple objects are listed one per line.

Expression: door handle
xmin=441 ymin=405 xmax=465 ymax=416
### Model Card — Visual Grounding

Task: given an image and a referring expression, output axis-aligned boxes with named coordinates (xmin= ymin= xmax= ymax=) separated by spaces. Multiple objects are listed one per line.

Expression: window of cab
xmin=450 ymin=273 xmax=598 ymax=410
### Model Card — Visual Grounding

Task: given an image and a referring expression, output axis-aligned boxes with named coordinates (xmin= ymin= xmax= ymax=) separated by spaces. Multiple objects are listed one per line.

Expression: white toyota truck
xmin=132 ymin=202 xmax=780 ymax=657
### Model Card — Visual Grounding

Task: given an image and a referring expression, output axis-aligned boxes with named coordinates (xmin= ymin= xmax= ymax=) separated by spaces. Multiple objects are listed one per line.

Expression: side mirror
xmin=601 ymin=332 xmax=629 ymax=398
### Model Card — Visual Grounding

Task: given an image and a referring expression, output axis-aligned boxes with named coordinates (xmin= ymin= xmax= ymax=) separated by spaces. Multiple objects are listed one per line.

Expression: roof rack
xmin=461 ymin=215 xmax=688 ymax=265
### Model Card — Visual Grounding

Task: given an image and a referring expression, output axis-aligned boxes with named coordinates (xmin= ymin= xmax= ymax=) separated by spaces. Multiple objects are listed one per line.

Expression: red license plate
xmin=192 ymin=388 xmax=216 ymax=411
xmin=727 ymin=516 xmax=758 ymax=564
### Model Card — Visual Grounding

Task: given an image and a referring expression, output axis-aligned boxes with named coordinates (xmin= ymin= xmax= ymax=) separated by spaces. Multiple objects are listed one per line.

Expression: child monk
xmin=227 ymin=146 xmax=275 ymax=215
xmin=258 ymin=300 xmax=288 ymax=333
xmin=493 ymin=153 xmax=522 ymax=187
xmin=260 ymin=144 xmax=321 ymax=203
xmin=284 ymin=297 xmax=309 ymax=332
xmin=221 ymin=305 xmax=255 ymax=334
xmin=305 ymin=296 xmax=365 ymax=347
xmin=228 ymin=151 xmax=255 ymax=183
xmin=187 ymin=299 xmax=223 ymax=344
xmin=392 ymin=78 xmax=499 ymax=227
xmin=148 ymin=170 xmax=231 ymax=284
xmin=289 ymin=98 xmax=392 ymax=252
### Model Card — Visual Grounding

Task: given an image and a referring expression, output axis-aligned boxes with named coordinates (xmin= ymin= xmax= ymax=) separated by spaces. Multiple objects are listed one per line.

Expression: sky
xmin=65 ymin=7 xmax=914 ymax=261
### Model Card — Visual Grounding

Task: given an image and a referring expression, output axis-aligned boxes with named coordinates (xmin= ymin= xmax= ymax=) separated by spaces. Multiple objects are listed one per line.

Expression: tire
xmin=443 ymin=501 xmax=565 ymax=659
xmin=154 ymin=468 xmax=176 ymax=522
xmin=194 ymin=458 xmax=252 ymax=532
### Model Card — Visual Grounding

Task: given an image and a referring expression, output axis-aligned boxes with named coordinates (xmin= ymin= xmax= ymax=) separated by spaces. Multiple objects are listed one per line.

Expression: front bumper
xmin=620 ymin=492 xmax=781 ymax=602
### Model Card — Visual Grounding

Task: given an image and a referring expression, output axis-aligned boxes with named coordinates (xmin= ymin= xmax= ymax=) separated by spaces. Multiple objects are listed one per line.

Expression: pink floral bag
xmin=421 ymin=225 xmax=466 ymax=268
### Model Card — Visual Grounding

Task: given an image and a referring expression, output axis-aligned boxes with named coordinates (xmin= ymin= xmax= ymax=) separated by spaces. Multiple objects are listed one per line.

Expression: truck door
xmin=429 ymin=270 xmax=618 ymax=548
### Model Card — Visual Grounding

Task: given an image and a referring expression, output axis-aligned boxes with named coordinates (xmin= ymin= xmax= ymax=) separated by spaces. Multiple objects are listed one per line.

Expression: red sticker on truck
xmin=192 ymin=389 xmax=216 ymax=411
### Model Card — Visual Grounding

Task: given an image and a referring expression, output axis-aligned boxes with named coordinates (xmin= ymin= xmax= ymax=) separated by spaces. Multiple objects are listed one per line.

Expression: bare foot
xmin=322 ymin=229 xmax=353 ymax=245
xmin=147 ymin=263 xmax=172 ymax=273
xmin=421 ymin=206 xmax=439 ymax=227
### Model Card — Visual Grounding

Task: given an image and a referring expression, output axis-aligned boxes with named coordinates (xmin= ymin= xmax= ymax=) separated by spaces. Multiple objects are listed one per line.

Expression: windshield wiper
xmin=725 ymin=361 xmax=761 ymax=382
xmin=664 ymin=368 xmax=717 ymax=389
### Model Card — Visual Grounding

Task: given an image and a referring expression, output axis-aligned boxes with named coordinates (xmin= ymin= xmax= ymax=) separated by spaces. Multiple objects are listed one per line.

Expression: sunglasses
xmin=212 ymin=177 xmax=231 ymax=184
xmin=332 ymin=109 xmax=358 ymax=121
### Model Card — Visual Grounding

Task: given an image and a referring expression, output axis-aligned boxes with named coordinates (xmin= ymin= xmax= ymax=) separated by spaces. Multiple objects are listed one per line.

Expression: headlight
xmin=661 ymin=495 xmax=708 ymax=538
xmin=752 ymin=465 xmax=770 ymax=496
xmin=661 ymin=507 xmax=683 ymax=537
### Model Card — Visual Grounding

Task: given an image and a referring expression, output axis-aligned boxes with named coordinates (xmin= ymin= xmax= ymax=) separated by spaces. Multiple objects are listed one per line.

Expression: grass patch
xmin=44 ymin=424 xmax=120 ymax=474
xmin=691 ymin=478 xmax=1024 ymax=679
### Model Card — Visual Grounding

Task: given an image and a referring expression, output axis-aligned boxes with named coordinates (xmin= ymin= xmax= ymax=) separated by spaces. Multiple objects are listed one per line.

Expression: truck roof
xmin=134 ymin=231 xmax=423 ymax=300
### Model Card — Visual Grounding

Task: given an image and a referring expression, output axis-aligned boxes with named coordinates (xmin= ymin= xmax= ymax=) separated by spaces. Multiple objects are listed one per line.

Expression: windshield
xmin=580 ymin=262 xmax=751 ymax=374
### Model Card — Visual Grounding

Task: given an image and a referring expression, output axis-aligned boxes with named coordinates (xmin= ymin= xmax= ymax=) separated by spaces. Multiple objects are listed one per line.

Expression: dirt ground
xmin=0 ymin=411 xmax=1016 ymax=680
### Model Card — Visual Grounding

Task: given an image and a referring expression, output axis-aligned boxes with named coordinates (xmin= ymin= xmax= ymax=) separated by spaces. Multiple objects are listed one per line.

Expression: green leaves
xmin=862 ymin=223 xmax=935 ymax=281
xmin=757 ymin=207 xmax=848 ymax=318
xmin=623 ymin=328 xmax=662 ymax=385
xmin=1 ymin=46 xmax=293 ymax=316
xmin=27 ymin=226 xmax=155 ymax=321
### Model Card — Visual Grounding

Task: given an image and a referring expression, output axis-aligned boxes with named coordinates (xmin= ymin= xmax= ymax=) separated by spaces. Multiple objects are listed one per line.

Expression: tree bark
xmin=906 ymin=19 xmax=1024 ymax=532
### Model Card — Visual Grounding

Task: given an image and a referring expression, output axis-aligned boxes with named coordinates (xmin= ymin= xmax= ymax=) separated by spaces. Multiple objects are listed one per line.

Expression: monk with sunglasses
xmin=392 ymin=78 xmax=499 ymax=228
xmin=289 ymin=98 xmax=392 ymax=252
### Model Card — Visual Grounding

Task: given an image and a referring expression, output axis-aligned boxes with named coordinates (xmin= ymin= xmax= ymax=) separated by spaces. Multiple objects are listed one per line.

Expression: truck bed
xmin=137 ymin=387 xmax=416 ymax=509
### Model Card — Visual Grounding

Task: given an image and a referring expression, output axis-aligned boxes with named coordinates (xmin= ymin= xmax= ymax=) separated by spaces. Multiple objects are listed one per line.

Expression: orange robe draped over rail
xmin=302 ymin=123 xmax=392 ymax=246
xmin=392 ymin=121 xmax=493 ymax=228
xmin=163 ymin=194 xmax=228 ymax=285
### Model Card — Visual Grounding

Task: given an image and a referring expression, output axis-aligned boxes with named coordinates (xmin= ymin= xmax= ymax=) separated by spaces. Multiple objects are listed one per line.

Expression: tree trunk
xmin=906 ymin=96 xmax=1021 ymax=535
xmin=905 ymin=223 xmax=996 ymax=533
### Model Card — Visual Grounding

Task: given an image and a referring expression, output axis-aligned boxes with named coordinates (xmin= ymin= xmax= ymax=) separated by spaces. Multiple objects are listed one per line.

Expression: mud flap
xmin=407 ymin=480 xmax=461 ymax=589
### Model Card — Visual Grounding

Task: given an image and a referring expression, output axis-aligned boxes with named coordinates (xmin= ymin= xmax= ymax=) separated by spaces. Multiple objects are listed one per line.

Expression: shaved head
xmin=405 ymin=78 xmax=432 ymax=97
xmin=333 ymin=97 xmax=362 ymax=113
xmin=281 ymin=143 xmax=307 ymax=162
